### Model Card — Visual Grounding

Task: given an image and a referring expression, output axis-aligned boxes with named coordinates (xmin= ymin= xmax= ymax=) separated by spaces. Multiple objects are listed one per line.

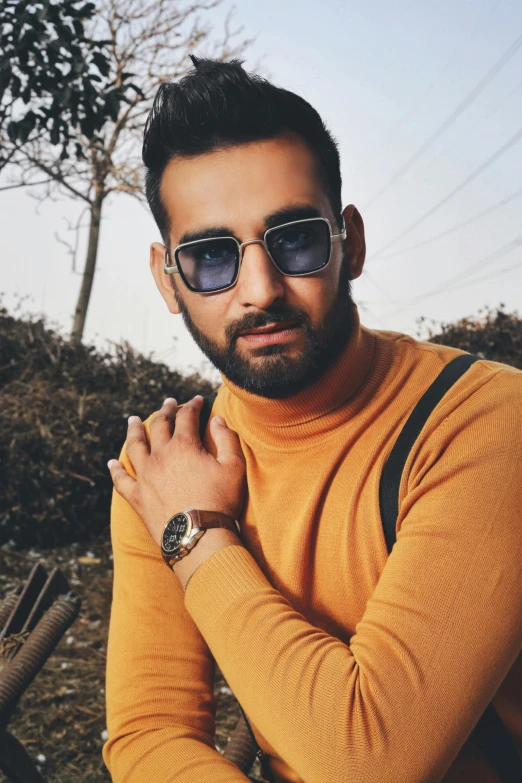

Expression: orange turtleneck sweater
xmin=103 ymin=307 xmax=522 ymax=783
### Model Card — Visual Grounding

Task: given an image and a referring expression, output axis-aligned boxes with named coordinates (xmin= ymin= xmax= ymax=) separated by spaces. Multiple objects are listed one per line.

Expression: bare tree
xmin=2 ymin=0 xmax=250 ymax=344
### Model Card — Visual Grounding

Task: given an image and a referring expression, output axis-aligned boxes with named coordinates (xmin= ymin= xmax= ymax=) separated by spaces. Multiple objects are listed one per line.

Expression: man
xmin=103 ymin=57 xmax=522 ymax=783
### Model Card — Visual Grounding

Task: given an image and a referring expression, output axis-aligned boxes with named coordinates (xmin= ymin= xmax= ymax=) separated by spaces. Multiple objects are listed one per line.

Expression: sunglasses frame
xmin=163 ymin=215 xmax=347 ymax=294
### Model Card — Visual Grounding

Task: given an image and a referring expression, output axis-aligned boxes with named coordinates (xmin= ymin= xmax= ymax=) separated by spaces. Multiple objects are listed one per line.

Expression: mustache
xmin=225 ymin=305 xmax=309 ymax=342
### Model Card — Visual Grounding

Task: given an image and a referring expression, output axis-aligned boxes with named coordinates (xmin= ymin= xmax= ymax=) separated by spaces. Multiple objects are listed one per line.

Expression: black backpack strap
xmin=198 ymin=390 xmax=219 ymax=441
xmin=379 ymin=353 xmax=479 ymax=554
xmin=379 ymin=352 xmax=522 ymax=782
xmin=470 ymin=702 xmax=522 ymax=782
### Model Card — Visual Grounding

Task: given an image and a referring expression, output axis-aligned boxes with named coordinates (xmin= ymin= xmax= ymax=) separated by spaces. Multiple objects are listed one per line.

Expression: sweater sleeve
xmin=184 ymin=371 xmax=522 ymax=783
xmin=102 ymin=434 xmax=250 ymax=782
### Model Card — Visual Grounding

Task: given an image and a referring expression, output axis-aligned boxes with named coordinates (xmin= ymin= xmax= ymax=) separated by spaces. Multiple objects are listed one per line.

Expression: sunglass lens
xmin=176 ymin=238 xmax=239 ymax=292
xmin=267 ymin=220 xmax=331 ymax=274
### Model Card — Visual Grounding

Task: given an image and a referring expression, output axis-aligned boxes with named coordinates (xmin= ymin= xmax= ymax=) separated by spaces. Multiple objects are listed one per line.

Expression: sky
xmin=1 ymin=0 xmax=521 ymax=380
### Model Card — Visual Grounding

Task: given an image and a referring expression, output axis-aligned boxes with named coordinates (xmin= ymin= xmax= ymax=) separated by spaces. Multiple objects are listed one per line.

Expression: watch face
xmin=162 ymin=513 xmax=190 ymax=553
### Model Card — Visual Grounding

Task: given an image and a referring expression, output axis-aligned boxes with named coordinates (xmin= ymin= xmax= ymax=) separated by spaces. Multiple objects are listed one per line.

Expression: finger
xmin=125 ymin=415 xmax=150 ymax=472
xmin=108 ymin=459 xmax=137 ymax=504
xmin=172 ymin=395 xmax=204 ymax=448
xmin=211 ymin=416 xmax=246 ymax=467
xmin=149 ymin=397 xmax=178 ymax=451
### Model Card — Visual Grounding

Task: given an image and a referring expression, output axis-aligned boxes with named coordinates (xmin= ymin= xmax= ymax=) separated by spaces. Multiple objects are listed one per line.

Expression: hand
xmin=107 ymin=396 xmax=247 ymax=549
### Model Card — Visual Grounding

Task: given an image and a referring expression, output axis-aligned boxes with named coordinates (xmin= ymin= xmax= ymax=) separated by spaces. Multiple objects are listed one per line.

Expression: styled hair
xmin=142 ymin=57 xmax=343 ymax=246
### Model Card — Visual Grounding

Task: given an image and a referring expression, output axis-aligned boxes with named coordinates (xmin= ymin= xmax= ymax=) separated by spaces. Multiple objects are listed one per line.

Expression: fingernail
xmin=128 ymin=415 xmax=140 ymax=425
xmin=214 ymin=415 xmax=225 ymax=426
xmin=163 ymin=397 xmax=176 ymax=405
xmin=107 ymin=459 xmax=116 ymax=469
xmin=193 ymin=395 xmax=203 ymax=402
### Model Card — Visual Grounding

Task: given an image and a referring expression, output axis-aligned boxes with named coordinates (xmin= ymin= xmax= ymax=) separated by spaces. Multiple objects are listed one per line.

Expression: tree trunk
xmin=70 ymin=193 xmax=103 ymax=345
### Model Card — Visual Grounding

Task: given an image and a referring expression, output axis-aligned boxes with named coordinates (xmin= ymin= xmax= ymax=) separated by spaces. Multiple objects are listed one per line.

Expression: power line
xmin=482 ymin=76 xmax=522 ymax=121
xmin=375 ymin=187 xmax=522 ymax=259
xmin=360 ymin=270 xmax=402 ymax=308
xmin=362 ymin=31 xmax=522 ymax=211
xmin=424 ymin=236 xmax=522 ymax=295
xmin=369 ymin=125 xmax=522 ymax=261
xmin=449 ymin=257 xmax=521 ymax=291
xmin=357 ymin=301 xmax=388 ymax=329
xmin=350 ymin=0 xmax=505 ymax=183
xmin=383 ymin=236 xmax=522 ymax=319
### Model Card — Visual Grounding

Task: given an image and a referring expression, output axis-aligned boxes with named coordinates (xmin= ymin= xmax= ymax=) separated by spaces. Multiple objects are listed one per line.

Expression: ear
xmin=342 ymin=204 xmax=366 ymax=280
xmin=149 ymin=241 xmax=181 ymax=315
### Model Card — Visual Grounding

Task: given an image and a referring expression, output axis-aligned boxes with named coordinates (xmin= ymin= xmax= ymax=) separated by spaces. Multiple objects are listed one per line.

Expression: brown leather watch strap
xmin=187 ymin=510 xmax=240 ymax=535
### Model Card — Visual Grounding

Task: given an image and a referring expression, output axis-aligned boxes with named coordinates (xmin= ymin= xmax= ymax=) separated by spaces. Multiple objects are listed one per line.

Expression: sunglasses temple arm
xmin=163 ymin=249 xmax=179 ymax=275
xmin=332 ymin=215 xmax=347 ymax=242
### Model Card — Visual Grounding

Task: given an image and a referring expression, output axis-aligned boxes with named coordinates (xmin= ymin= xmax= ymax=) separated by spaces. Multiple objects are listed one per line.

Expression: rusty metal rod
xmin=223 ymin=714 xmax=258 ymax=774
xmin=0 ymin=593 xmax=81 ymax=726
xmin=0 ymin=595 xmax=20 ymax=632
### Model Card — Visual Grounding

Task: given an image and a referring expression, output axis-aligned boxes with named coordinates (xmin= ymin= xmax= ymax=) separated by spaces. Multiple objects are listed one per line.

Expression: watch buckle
xmin=185 ymin=528 xmax=205 ymax=552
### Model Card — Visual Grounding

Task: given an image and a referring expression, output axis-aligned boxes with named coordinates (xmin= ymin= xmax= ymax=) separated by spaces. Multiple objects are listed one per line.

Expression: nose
xmin=235 ymin=240 xmax=285 ymax=309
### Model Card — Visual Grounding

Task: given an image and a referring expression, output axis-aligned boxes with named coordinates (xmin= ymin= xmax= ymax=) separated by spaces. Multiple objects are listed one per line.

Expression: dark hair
xmin=142 ymin=57 xmax=342 ymax=245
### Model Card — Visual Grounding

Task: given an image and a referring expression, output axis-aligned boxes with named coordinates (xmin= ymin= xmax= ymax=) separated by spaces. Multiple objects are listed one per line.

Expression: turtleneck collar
xmin=219 ymin=304 xmax=395 ymax=451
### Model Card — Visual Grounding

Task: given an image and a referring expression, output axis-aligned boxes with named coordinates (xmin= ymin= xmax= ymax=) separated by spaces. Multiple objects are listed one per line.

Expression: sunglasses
xmin=163 ymin=216 xmax=347 ymax=294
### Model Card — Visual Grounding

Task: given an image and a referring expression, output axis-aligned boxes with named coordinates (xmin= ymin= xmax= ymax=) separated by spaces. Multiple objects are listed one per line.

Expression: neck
xmin=219 ymin=305 xmax=396 ymax=449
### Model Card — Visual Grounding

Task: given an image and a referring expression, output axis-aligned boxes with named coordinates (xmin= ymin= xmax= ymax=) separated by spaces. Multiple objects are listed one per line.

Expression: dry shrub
xmin=0 ymin=302 xmax=216 ymax=549
xmin=424 ymin=305 xmax=522 ymax=369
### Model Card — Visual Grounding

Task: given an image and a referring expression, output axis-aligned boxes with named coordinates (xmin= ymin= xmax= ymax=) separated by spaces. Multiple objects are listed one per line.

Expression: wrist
xmin=173 ymin=527 xmax=242 ymax=591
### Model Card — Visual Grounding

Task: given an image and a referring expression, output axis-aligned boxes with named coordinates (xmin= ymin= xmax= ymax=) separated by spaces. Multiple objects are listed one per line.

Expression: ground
xmin=0 ymin=534 xmax=262 ymax=782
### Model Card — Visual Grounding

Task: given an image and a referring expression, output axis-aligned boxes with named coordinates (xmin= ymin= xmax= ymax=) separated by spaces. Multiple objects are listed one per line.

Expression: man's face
xmin=150 ymin=132 xmax=366 ymax=398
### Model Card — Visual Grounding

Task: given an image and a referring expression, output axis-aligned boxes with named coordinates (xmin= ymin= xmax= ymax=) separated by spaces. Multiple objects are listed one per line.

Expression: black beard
xmin=172 ymin=258 xmax=354 ymax=399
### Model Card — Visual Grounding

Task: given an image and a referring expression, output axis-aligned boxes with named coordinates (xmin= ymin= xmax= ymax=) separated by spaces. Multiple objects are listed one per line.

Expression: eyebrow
xmin=177 ymin=205 xmax=322 ymax=245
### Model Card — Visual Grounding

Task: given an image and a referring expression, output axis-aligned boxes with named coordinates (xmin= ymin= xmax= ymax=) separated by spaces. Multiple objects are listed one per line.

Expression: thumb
xmin=211 ymin=416 xmax=245 ymax=466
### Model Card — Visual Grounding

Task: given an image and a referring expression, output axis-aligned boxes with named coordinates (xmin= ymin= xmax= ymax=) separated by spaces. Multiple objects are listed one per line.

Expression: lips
xmin=237 ymin=322 xmax=302 ymax=347
xmin=238 ymin=321 xmax=298 ymax=337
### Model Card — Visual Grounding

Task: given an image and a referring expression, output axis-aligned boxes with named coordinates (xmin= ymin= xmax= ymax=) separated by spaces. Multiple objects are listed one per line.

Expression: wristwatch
xmin=161 ymin=509 xmax=241 ymax=570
